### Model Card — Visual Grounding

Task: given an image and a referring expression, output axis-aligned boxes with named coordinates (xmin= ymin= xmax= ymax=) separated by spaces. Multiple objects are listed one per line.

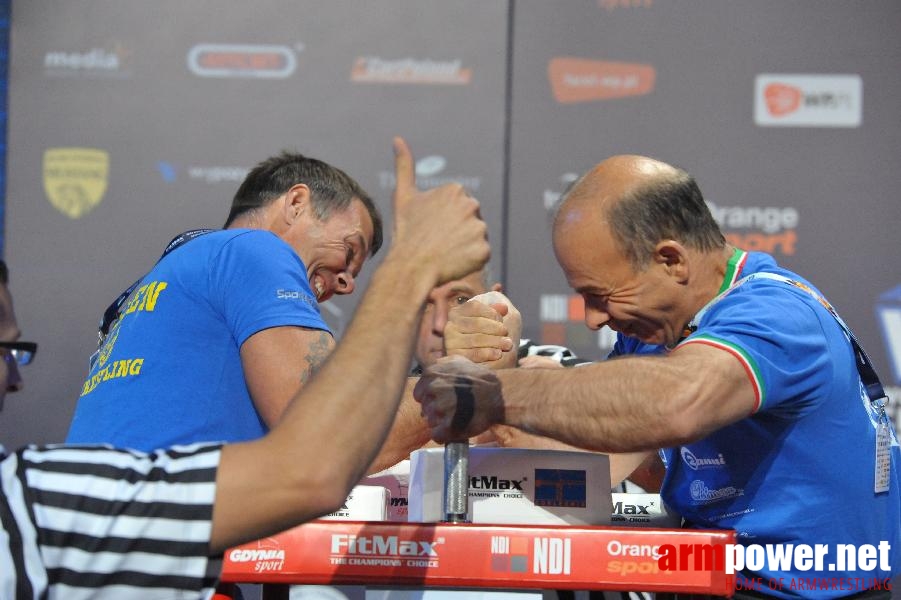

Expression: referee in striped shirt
xmin=0 ymin=137 xmax=490 ymax=599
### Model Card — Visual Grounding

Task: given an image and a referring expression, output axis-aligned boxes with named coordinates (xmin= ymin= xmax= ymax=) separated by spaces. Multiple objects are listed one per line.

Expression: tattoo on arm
xmin=300 ymin=330 xmax=334 ymax=384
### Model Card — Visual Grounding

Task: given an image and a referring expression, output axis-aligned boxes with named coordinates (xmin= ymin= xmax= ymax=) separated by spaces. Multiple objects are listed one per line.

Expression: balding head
xmin=554 ymin=155 xmax=724 ymax=270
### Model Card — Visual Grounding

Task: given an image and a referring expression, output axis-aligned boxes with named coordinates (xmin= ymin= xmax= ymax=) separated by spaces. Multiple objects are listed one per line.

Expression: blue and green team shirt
xmin=612 ymin=249 xmax=900 ymax=597
xmin=66 ymin=229 xmax=330 ymax=451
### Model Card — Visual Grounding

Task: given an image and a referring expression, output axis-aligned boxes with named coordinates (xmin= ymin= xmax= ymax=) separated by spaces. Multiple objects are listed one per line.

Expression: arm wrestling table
xmin=218 ymin=520 xmax=736 ymax=599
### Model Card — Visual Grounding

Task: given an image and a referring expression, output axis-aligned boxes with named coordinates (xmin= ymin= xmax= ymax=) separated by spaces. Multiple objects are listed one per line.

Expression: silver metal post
xmin=443 ymin=441 xmax=470 ymax=523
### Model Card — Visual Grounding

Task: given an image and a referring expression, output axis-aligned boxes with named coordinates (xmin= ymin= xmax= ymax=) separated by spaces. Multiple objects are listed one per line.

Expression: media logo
xmin=490 ymin=536 xmax=529 ymax=573
xmin=378 ymin=155 xmax=481 ymax=192
xmin=539 ymin=293 xmax=617 ymax=353
xmin=534 ymin=468 xmax=587 ymax=508
xmin=187 ymin=44 xmax=299 ymax=79
xmin=548 ymin=57 xmax=655 ymax=104
xmin=43 ymin=147 xmax=109 ymax=219
xmin=351 ymin=57 xmax=471 ymax=85
xmin=44 ymin=44 xmax=132 ymax=78
xmin=754 ymin=74 xmax=862 ymax=127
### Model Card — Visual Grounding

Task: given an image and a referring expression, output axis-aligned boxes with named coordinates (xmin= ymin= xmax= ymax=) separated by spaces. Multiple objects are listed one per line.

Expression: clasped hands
xmin=413 ymin=291 xmax=521 ymax=443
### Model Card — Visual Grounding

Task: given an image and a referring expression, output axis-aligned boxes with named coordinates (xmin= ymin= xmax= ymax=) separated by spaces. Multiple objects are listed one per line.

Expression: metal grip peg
xmin=443 ymin=441 xmax=470 ymax=523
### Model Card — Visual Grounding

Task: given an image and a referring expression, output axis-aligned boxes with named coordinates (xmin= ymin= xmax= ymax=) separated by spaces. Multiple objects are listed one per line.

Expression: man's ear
xmin=655 ymin=240 xmax=689 ymax=283
xmin=283 ymin=183 xmax=311 ymax=223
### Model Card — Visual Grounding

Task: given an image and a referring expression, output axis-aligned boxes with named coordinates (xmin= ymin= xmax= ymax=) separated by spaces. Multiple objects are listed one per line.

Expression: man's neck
xmin=676 ymin=244 xmax=739 ymax=344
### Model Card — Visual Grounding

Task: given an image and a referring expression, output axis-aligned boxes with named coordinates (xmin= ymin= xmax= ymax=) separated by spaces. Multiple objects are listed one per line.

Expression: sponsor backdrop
xmin=1 ymin=0 xmax=900 ymax=451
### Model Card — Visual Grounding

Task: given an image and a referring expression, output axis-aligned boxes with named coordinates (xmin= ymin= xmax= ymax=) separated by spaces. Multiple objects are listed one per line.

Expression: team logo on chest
xmin=680 ymin=447 xmax=727 ymax=470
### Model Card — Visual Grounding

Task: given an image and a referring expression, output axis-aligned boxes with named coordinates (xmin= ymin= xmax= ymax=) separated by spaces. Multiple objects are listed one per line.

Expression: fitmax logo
xmin=471 ymin=475 xmax=524 ymax=490
xmin=331 ymin=534 xmax=442 ymax=556
xmin=612 ymin=501 xmax=651 ymax=515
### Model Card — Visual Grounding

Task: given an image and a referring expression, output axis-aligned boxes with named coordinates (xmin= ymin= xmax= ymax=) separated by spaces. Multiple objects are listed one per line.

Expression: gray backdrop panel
xmin=2 ymin=0 xmax=900 ymax=449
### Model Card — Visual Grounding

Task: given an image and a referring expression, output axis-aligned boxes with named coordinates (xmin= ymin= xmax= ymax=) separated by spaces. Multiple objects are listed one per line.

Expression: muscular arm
xmin=495 ymin=342 xmax=757 ymax=452
xmin=419 ymin=342 xmax=757 ymax=454
xmin=241 ymin=326 xmax=335 ymax=426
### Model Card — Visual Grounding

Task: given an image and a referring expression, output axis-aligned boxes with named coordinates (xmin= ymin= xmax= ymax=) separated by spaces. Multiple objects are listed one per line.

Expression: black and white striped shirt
xmin=1 ymin=442 xmax=223 ymax=599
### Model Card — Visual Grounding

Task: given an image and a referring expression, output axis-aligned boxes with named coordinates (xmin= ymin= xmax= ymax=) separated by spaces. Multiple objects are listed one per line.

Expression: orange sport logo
xmin=548 ymin=57 xmax=655 ymax=104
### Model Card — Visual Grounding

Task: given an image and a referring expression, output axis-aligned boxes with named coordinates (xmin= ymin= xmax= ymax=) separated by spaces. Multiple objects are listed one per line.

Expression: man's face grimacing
xmin=553 ymin=207 xmax=684 ymax=348
xmin=414 ymin=269 xmax=499 ymax=368
xmin=291 ymin=197 xmax=375 ymax=303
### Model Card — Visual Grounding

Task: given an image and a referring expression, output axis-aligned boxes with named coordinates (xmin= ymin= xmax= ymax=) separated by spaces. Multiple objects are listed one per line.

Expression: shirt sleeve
xmin=678 ymin=279 xmax=835 ymax=415
xmin=210 ymin=230 xmax=331 ymax=346
xmin=2 ymin=443 xmax=223 ymax=597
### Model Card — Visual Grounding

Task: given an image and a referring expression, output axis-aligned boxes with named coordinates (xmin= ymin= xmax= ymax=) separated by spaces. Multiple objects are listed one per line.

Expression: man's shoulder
xmin=204 ymin=228 xmax=282 ymax=249
xmin=168 ymin=229 xmax=295 ymax=267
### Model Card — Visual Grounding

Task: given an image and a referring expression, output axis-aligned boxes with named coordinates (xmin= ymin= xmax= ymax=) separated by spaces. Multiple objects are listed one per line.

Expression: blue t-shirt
xmin=66 ymin=229 xmax=330 ymax=451
xmin=613 ymin=250 xmax=901 ymax=597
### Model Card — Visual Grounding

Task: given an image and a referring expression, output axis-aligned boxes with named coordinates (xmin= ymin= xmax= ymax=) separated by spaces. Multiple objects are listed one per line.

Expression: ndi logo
xmin=490 ymin=536 xmax=529 ymax=573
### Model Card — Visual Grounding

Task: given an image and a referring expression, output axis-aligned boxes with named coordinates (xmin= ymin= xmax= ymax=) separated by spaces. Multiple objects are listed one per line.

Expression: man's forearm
xmin=497 ymin=346 xmax=756 ymax=454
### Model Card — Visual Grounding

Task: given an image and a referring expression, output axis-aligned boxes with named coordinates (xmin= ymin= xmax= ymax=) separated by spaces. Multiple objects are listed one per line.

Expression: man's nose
xmin=431 ymin=301 xmax=449 ymax=335
xmin=335 ymin=272 xmax=356 ymax=295
xmin=584 ymin=304 xmax=611 ymax=331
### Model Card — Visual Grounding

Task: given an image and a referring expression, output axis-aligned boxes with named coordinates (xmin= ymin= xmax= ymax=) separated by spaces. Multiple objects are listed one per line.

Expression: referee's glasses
xmin=0 ymin=341 xmax=37 ymax=366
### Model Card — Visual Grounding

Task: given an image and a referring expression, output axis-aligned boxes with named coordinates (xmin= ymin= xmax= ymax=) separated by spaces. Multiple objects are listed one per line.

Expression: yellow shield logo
xmin=43 ymin=147 xmax=109 ymax=219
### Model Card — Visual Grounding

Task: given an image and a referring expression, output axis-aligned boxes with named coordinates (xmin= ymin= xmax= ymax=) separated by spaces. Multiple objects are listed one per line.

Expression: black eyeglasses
xmin=0 ymin=341 xmax=37 ymax=366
